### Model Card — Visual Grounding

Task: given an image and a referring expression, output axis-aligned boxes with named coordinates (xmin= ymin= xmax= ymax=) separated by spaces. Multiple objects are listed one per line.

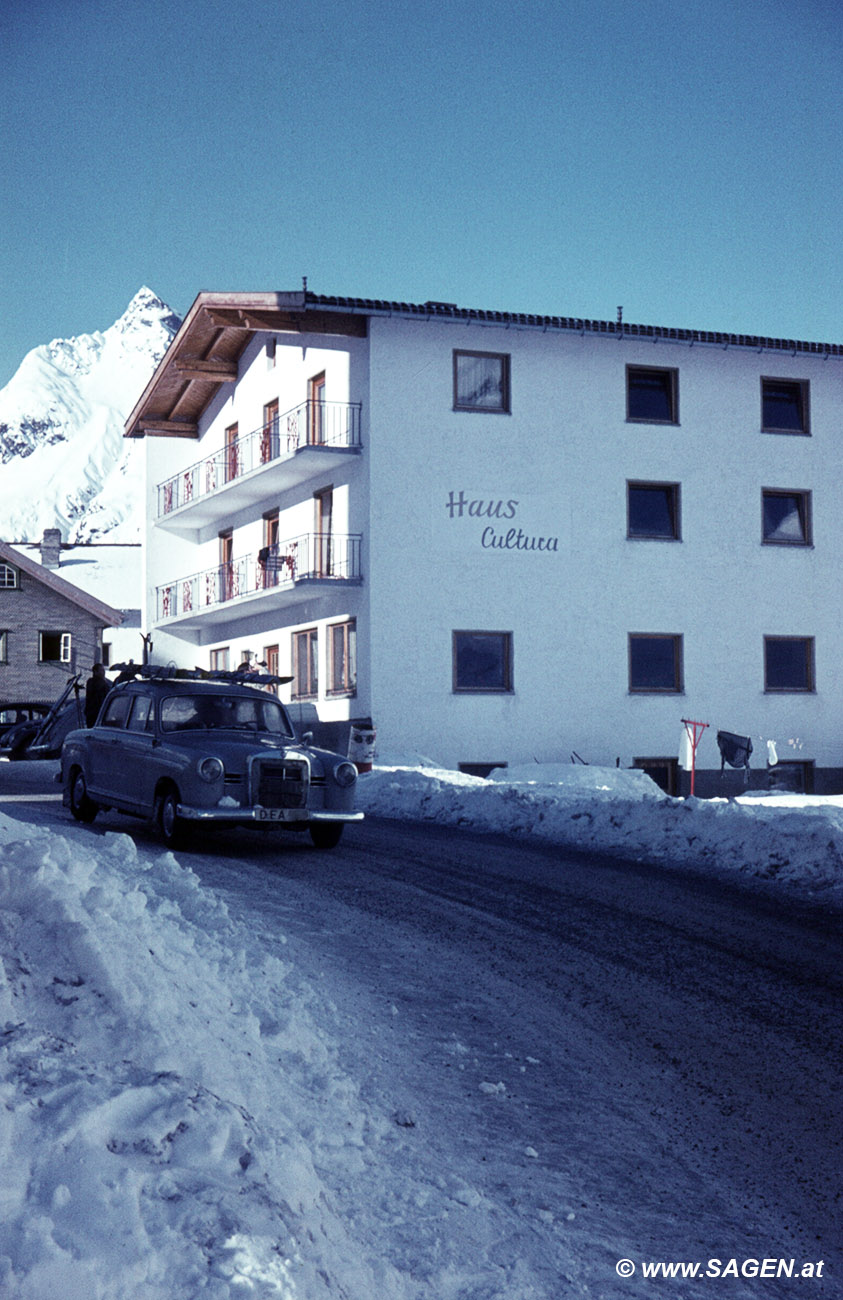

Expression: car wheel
xmin=309 ymin=822 xmax=344 ymax=850
xmin=68 ymin=768 xmax=98 ymax=824
xmin=157 ymin=788 xmax=186 ymax=848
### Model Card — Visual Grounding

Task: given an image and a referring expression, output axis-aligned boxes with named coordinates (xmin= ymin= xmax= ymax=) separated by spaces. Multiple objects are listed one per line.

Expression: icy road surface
xmin=1 ymin=771 xmax=841 ymax=1298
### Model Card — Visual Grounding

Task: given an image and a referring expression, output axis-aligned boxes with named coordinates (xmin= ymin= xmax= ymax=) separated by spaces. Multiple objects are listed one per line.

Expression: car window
xmin=160 ymin=694 xmax=294 ymax=735
xmin=126 ymin=695 xmax=154 ymax=733
xmin=100 ymin=694 xmax=132 ymax=729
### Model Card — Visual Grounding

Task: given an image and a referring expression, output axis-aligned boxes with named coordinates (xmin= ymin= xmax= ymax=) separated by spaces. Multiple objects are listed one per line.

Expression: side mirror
xmin=302 ymin=731 xmax=314 ymax=747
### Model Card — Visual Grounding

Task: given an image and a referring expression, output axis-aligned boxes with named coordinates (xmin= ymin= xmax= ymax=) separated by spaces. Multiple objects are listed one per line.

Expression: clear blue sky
xmin=2 ymin=0 xmax=843 ymax=386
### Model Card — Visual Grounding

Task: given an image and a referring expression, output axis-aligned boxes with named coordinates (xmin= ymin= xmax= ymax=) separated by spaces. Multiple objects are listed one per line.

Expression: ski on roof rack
xmin=110 ymin=663 xmax=293 ymax=686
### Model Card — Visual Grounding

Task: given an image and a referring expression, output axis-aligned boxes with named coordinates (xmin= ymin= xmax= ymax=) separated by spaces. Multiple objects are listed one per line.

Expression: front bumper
xmin=176 ymin=803 xmax=364 ymax=826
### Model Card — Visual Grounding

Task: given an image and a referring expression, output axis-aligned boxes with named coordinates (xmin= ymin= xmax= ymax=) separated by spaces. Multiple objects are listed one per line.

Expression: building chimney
xmin=40 ymin=528 xmax=62 ymax=569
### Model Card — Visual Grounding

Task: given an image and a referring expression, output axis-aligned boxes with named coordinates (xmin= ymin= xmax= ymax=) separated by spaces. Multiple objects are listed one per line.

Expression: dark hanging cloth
xmin=717 ymin=730 xmax=753 ymax=783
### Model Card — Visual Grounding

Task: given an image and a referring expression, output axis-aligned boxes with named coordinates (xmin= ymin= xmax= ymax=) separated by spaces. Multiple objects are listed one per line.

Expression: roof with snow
xmin=0 ymin=541 xmax=123 ymax=626
xmin=124 ymin=288 xmax=843 ymax=441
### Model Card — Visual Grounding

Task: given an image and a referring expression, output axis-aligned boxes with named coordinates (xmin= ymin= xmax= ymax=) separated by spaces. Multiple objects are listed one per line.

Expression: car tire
xmin=309 ymin=822 xmax=344 ymax=850
xmin=68 ymin=768 xmax=98 ymax=824
xmin=157 ymin=788 xmax=186 ymax=849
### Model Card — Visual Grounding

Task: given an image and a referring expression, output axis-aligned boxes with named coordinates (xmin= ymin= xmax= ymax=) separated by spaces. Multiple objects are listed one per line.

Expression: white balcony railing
xmin=156 ymin=533 xmax=362 ymax=621
xmin=157 ymin=400 xmax=362 ymax=518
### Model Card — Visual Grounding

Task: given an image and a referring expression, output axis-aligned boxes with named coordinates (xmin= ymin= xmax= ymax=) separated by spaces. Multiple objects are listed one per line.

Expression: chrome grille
xmin=252 ymin=759 xmax=308 ymax=809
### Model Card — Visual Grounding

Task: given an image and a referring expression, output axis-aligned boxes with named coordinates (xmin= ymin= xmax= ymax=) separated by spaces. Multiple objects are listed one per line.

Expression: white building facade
xmin=126 ymin=291 xmax=843 ymax=795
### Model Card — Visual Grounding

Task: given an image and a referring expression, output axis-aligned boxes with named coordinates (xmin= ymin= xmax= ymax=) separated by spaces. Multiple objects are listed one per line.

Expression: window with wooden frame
xmin=224 ymin=423 xmax=239 ymax=481
xmin=627 ymin=481 xmax=681 ymax=540
xmin=0 ymin=563 xmax=19 ymax=589
xmin=762 ymin=489 xmax=812 ymax=546
xmin=219 ymin=531 xmax=234 ymax=601
xmin=308 ymin=372 xmax=326 ymax=444
xmin=761 ymin=378 xmax=809 ymax=435
xmin=39 ymin=631 xmax=72 ymax=664
xmin=263 ymin=511 xmax=279 ymax=549
xmin=453 ymin=350 xmax=511 ymax=413
xmin=209 ymin=647 xmax=230 ymax=672
xmin=292 ymin=627 xmax=318 ymax=700
xmin=263 ymin=644 xmax=280 ymax=690
xmin=626 ymin=366 xmax=679 ymax=424
xmin=262 ymin=400 xmax=279 ymax=462
xmin=314 ymin=487 xmax=333 ymax=577
xmin=453 ymin=630 xmax=513 ymax=693
xmin=764 ymin=636 xmax=815 ymax=692
xmin=328 ymin=620 xmax=357 ymax=697
xmin=628 ymin=633 xmax=683 ymax=693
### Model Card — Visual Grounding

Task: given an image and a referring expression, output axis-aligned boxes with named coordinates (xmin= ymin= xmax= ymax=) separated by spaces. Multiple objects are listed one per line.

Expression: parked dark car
xmin=0 ymin=702 xmax=51 ymax=740
xmin=61 ymin=667 xmax=363 ymax=849
xmin=1 ymin=701 xmax=84 ymax=760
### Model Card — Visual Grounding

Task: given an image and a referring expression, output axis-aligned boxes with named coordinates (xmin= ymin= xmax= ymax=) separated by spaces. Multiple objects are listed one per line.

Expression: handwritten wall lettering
xmin=446 ymin=490 xmax=519 ymax=520
xmin=444 ymin=488 xmax=559 ymax=555
xmin=481 ymin=526 xmax=559 ymax=552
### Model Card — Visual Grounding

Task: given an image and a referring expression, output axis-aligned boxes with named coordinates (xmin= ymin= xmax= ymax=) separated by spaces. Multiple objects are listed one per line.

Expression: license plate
xmin=256 ymin=807 xmax=286 ymax=821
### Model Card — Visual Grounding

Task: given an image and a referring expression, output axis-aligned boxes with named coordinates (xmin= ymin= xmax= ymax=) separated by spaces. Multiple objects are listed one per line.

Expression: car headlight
xmin=333 ymin=761 xmax=357 ymax=788
xmin=198 ymin=756 xmax=224 ymax=783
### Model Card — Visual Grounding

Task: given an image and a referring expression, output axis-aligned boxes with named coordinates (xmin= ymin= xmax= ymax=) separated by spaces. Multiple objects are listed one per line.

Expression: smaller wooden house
xmin=0 ymin=541 xmax=123 ymax=703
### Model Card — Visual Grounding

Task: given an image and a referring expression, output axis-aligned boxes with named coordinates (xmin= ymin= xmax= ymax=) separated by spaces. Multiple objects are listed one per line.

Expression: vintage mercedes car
xmin=61 ymin=667 xmax=363 ymax=849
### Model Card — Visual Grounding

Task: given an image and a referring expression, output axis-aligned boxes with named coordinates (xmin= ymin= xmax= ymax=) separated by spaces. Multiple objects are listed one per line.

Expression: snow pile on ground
xmin=357 ymin=760 xmax=843 ymax=902
xmin=1 ymin=766 xmax=841 ymax=1296
xmin=0 ymin=820 xmax=391 ymax=1299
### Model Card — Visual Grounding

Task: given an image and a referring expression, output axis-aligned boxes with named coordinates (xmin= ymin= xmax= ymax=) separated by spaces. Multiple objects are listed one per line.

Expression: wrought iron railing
xmin=156 ymin=533 xmax=362 ymax=620
xmin=157 ymin=400 xmax=362 ymax=516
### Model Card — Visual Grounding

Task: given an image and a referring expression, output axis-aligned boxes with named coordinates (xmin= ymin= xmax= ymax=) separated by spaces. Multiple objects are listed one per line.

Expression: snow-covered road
xmin=2 ymin=767 xmax=840 ymax=1298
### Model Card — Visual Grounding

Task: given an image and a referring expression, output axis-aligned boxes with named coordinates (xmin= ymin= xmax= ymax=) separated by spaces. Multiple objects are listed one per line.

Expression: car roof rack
xmin=110 ymin=662 xmax=293 ymax=686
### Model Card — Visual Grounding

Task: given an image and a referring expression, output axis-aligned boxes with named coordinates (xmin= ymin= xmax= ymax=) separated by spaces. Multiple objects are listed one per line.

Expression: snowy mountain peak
xmin=0 ymin=290 xmax=181 ymax=543
xmin=113 ymin=286 xmax=182 ymax=345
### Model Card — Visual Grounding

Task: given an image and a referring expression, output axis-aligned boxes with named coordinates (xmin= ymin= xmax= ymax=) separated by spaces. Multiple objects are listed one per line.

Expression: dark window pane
xmin=763 ymin=493 xmax=807 ymax=543
xmin=454 ymin=632 xmax=511 ymax=691
xmin=765 ymin=638 xmax=812 ymax=690
xmin=454 ymin=352 xmax=508 ymax=411
xmin=629 ymin=636 xmax=681 ymax=691
xmin=628 ymin=485 xmax=678 ymax=538
xmin=628 ymin=368 xmax=676 ymax=422
xmin=762 ymin=380 xmax=806 ymax=432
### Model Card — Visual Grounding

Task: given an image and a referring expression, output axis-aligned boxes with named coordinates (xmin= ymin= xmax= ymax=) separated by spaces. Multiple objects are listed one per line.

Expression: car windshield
xmin=160 ymin=694 xmax=293 ymax=736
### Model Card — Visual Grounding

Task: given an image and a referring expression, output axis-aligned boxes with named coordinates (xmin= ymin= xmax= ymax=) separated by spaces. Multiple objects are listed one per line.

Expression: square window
xmin=629 ymin=634 xmax=683 ymax=693
xmin=39 ymin=631 xmax=71 ymax=663
xmin=764 ymin=636 xmax=814 ymax=692
xmin=627 ymin=366 xmax=678 ymax=423
xmin=0 ymin=564 xmax=19 ymax=589
xmin=761 ymin=378 xmax=809 ymax=434
xmin=292 ymin=628 xmax=318 ymax=699
xmin=762 ymin=490 xmax=811 ymax=545
xmin=453 ymin=631 xmax=513 ymax=692
xmin=627 ymin=482 xmax=681 ymax=539
xmin=328 ymin=620 xmax=357 ymax=697
xmin=453 ymin=351 xmax=510 ymax=413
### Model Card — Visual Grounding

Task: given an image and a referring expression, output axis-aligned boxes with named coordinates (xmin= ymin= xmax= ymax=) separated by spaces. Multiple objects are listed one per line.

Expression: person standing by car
xmin=84 ymin=663 xmax=111 ymax=727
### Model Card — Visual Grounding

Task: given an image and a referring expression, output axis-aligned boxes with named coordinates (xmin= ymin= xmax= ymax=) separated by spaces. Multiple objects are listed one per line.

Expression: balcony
xmin=156 ymin=401 xmax=363 ymax=535
xmin=156 ymin=533 xmax=363 ymax=631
